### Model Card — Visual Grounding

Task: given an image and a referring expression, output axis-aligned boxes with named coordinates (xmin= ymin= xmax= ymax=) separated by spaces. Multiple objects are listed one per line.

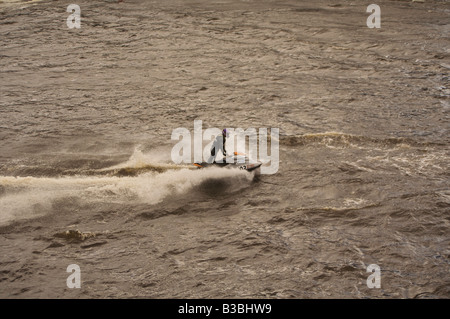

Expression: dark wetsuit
xmin=209 ymin=135 xmax=227 ymax=162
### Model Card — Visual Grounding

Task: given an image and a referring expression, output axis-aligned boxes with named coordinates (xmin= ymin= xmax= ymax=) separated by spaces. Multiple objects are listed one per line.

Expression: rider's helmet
xmin=222 ymin=128 xmax=229 ymax=137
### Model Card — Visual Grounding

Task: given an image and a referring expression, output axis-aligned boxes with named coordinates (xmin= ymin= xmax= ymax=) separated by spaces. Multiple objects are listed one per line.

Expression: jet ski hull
xmin=194 ymin=162 xmax=262 ymax=172
xmin=193 ymin=154 xmax=262 ymax=172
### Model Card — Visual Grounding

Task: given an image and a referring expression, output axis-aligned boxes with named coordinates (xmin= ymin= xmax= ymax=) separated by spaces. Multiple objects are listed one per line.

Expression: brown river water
xmin=0 ymin=0 xmax=449 ymax=298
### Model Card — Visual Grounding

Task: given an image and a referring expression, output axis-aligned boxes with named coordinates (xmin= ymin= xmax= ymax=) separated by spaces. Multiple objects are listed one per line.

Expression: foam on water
xmin=280 ymin=132 xmax=442 ymax=149
xmin=101 ymin=146 xmax=192 ymax=171
xmin=0 ymin=166 xmax=253 ymax=225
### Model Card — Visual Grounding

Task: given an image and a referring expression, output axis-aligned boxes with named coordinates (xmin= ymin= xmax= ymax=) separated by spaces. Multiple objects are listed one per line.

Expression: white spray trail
xmin=0 ymin=166 xmax=253 ymax=225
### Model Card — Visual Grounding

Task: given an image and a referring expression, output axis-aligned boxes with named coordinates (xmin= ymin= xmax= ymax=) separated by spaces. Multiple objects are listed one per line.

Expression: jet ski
xmin=193 ymin=152 xmax=262 ymax=172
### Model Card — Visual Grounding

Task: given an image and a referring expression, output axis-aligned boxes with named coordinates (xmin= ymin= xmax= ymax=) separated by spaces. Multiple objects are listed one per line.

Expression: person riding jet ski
xmin=195 ymin=128 xmax=262 ymax=172
xmin=209 ymin=128 xmax=229 ymax=163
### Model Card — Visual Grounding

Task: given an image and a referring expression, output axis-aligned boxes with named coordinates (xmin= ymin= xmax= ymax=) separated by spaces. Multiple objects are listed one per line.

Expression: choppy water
xmin=0 ymin=0 xmax=449 ymax=298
